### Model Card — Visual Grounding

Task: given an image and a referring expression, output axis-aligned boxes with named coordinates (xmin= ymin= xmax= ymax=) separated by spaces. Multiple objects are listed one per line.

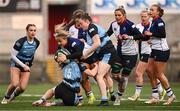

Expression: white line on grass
xmin=19 ymin=94 xmax=179 ymax=103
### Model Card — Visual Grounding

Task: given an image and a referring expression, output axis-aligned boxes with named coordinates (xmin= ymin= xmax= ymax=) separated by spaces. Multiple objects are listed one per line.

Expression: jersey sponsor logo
xmin=89 ymin=28 xmax=95 ymax=33
xmin=158 ymin=22 xmax=164 ymax=27
xmin=72 ymin=42 xmax=76 ymax=47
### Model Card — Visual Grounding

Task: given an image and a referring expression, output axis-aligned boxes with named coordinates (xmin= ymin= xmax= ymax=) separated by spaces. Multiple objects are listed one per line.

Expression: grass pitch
xmin=0 ymin=83 xmax=179 ymax=111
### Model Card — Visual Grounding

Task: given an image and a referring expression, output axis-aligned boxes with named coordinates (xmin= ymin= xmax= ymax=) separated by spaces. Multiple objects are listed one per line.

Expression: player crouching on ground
xmin=32 ymin=49 xmax=82 ymax=106
xmin=32 ymin=48 xmax=98 ymax=106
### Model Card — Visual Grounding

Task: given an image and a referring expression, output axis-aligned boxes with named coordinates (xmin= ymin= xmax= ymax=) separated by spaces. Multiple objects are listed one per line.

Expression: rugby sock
xmin=13 ymin=88 xmax=24 ymax=97
xmin=86 ymin=90 xmax=93 ymax=97
xmin=157 ymin=82 xmax=163 ymax=94
xmin=101 ymin=96 xmax=108 ymax=101
xmin=78 ymin=95 xmax=83 ymax=102
xmin=152 ymin=87 xmax=159 ymax=99
xmin=117 ymin=91 xmax=123 ymax=97
xmin=4 ymin=95 xmax=10 ymax=99
xmin=166 ymin=87 xmax=173 ymax=97
xmin=109 ymin=87 xmax=114 ymax=94
xmin=4 ymin=86 xmax=16 ymax=99
xmin=40 ymin=97 xmax=46 ymax=102
xmin=122 ymin=77 xmax=128 ymax=90
xmin=135 ymin=85 xmax=143 ymax=95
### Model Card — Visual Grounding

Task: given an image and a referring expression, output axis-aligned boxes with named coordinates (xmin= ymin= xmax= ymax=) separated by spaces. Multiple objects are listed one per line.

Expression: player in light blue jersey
xmin=32 ymin=49 xmax=81 ymax=106
xmin=75 ymin=13 xmax=119 ymax=106
xmin=32 ymin=47 xmax=98 ymax=106
xmin=1 ymin=24 xmax=40 ymax=104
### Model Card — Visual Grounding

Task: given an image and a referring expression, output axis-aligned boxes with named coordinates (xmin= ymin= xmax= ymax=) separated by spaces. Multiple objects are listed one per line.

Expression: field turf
xmin=0 ymin=83 xmax=179 ymax=111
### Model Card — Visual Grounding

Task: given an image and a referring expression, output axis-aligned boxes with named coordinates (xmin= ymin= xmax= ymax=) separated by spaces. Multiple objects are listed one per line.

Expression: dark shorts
xmin=10 ymin=59 xmax=31 ymax=72
xmin=83 ymin=52 xmax=99 ymax=65
xmin=54 ymin=82 xmax=78 ymax=106
xmin=150 ymin=49 xmax=170 ymax=62
xmin=120 ymin=54 xmax=138 ymax=69
xmin=98 ymin=41 xmax=120 ymax=66
xmin=139 ymin=54 xmax=150 ymax=63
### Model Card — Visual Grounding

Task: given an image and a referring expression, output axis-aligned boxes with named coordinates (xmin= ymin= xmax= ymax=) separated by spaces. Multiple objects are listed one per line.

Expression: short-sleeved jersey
xmin=136 ymin=23 xmax=151 ymax=54
xmin=13 ymin=36 xmax=40 ymax=66
xmin=68 ymin=25 xmax=86 ymax=40
xmin=69 ymin=25 xmax=79 ymax=39
xmin=150 ymin=17 xmax=169 ymax=51
xmin=62 ymin=61 xmax=82 ymax=91
xmin=64 ymin=37 xmax=84 ymax=55
xmin=78 ymin=28 xmax=86 ymax=40
xmin=85 ymin=23 xmax=110 ymax=53
xmin=107 ymin=20 xmax=138 ymax=55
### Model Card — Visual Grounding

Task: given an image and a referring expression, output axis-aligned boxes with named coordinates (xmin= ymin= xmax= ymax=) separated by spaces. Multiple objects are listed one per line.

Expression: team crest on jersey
xmin=126 ymin=60 xmax=130 ymax=64
xmin=132 ymin=24 xmax=135 ymax=28
xmin=15 ymin=42 xmax=21 ymax=47
xmin=158 ymin=22 xmax=164 ymax=27
xmin=114 ymin=28 xmax=117 ymax=31
xmin=123 ymin=27 xmax=126 ymax=31
xmin=89 ymin=28 xmax=95 ymax=33
xmin=72 ymin=42 xmax=76 ymax=47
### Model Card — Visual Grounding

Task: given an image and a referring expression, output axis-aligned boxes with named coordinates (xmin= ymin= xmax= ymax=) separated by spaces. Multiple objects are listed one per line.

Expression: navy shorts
xmin=55 ymin=82 xmax=78 ymax=106
xmin=120 ymin=54 xmax=138 ymax=69
xmin=139 ymin=54 xmax=150 ymax=63
xmin=150 ymin=49 xmax=170 ymax=62
xmin=83 ymin=52 xmax=99 ymax=65
xmin=10 ymin=59 xmax=31 ymax=72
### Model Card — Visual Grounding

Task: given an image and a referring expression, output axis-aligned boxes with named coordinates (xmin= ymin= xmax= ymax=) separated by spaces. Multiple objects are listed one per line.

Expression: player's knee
xmin=95 ymin=74 xmax=102 ymax=81
xmin=122 ymin=67 xmax=132 ymax=76
xmin=111 ymin=63 xmax=122 ymax=74
xmin=135 ymin=70 xmax=141 ymax=78
xmin=11 ymin=82 xmax=19 ymax=88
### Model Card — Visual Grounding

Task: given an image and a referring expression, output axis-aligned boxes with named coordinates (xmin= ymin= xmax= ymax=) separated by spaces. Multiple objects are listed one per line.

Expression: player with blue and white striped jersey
xmin=1 ymin=24 xmax=40 ymax=104
xmin=144 ymin=4 xmax=176 ymax=105
xmin=68 ymin=10 xmax=96 ymax=105
xmin=75 ymin=13 xmax=119 ymax=106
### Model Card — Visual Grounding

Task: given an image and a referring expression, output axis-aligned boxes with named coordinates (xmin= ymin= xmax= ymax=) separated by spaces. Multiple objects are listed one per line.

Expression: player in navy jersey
xmin=1 ymin=24 xmax=40 ymax=104
xmin=128 ymin=10 xmax=165 ymax=101
xmin=68 ymin=9 xmax=96 ymax=105
xmin=144 ymin=4 xmax=176 ymax=105
xmin=107 ymin=6 xmax=145 ymax=105
xmin=54 ymin=22 xmax=98 ymax=76
xmin=55 ymin=22 xmax=98 ymax=105
xmin=75 ymin=13 xmax=119 ymax=106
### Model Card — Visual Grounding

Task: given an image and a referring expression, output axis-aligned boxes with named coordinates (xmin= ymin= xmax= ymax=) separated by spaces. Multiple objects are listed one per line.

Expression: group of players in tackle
xmin=1 ymin=4 xmax=176 ymax=106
